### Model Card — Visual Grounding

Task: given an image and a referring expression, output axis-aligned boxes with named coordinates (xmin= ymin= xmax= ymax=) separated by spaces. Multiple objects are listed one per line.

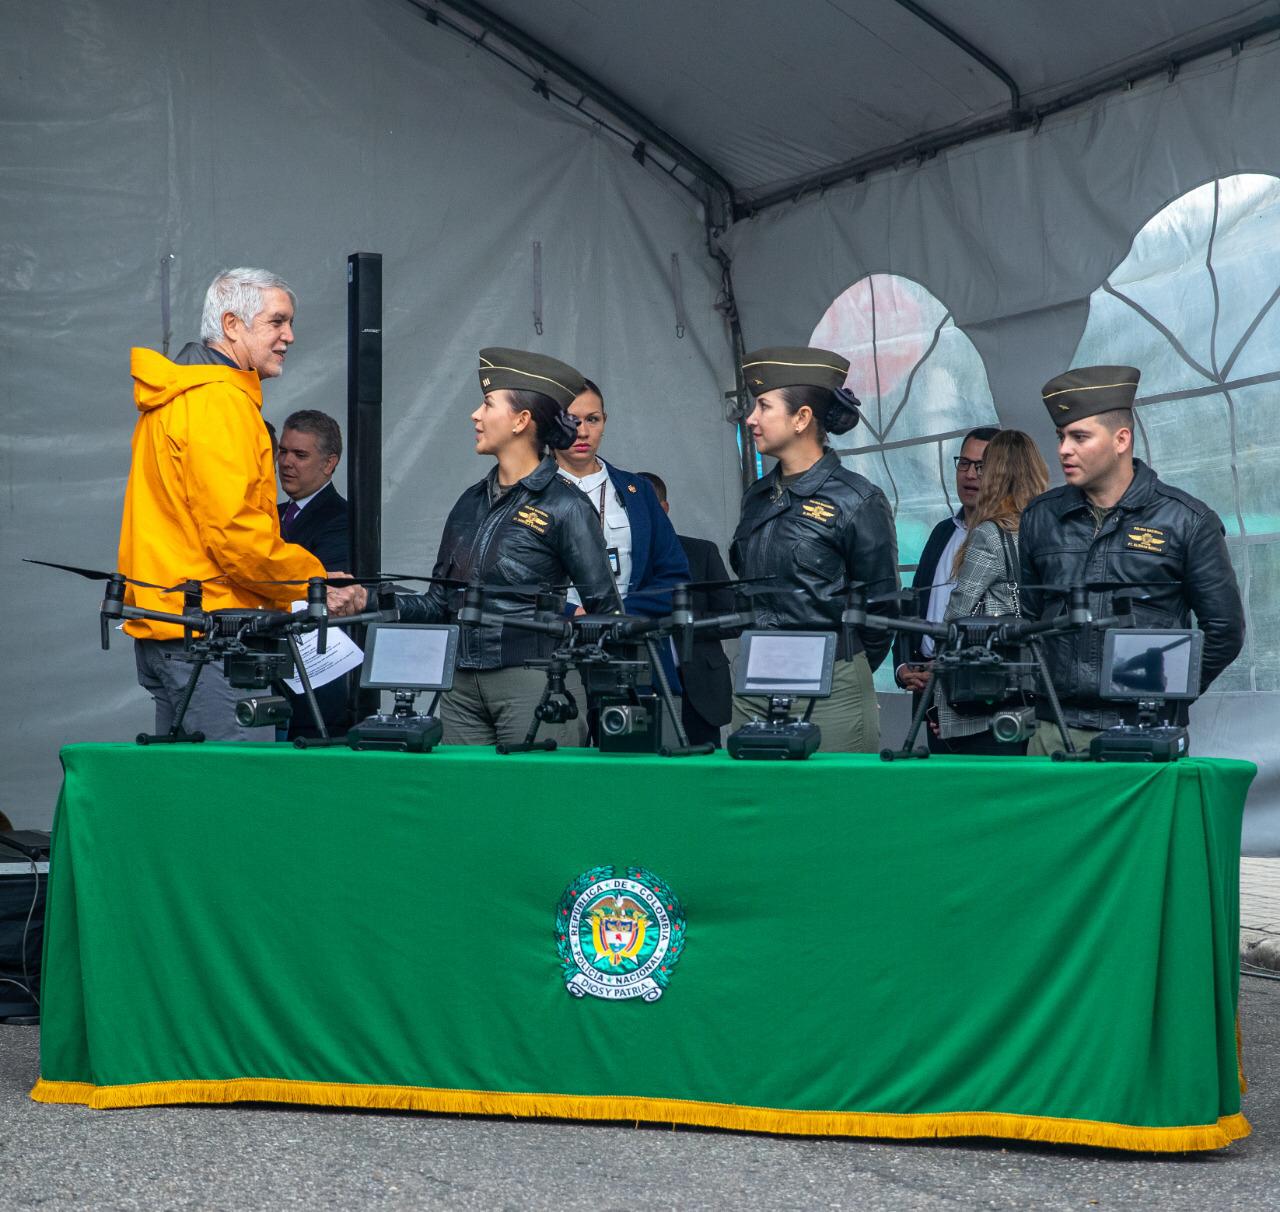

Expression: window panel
xmin=840 ymin=444 xmax=946 ymax=569
xmin=1234 ymin=450 xmax=1280 ymax=538
xmin=1208 ymin=175 xmax=1280 ymax=370
xmin=812 ymin=273 xmax=998 ymax=695
xmin=1220 ymin=289 xmax=1280 ymax=385
xmin=1072 ymin=173 xmax=1280 ymax=694
xmin=1246 ymin=542 xmax=1280 ymax=693
xmin=1075 ymin=289 xmax=1209 ymax=399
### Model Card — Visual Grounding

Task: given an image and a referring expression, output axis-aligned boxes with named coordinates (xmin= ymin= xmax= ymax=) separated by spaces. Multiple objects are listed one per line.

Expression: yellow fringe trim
xmin=30 ymin=1078 xmax=1250 ymax=1152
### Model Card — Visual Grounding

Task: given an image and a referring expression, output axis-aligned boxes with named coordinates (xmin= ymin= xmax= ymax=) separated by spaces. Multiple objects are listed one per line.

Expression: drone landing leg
xmin=647 ymin=637 xmax=712 ymax=758
xmin=880 ymin=670 xmax=935 ymax=761
xmin=287 ymin=633 xmax=330 ymax=741
xmin=1030 ymin=640 xmax=1083 ymax=762
xmin=137 ymin=655 xmax=208 ymax=745
xmin=496 ymin=675 xmax=558 ymax=755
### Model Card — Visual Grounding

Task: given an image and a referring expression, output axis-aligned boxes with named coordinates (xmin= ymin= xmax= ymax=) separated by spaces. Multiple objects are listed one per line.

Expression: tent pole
xmin=416 ymin=0 xmax=734 ymax=227
xmin=706 ymin=217 xmax=756 ymax=489
xmin=890 ymin=0 xmax=1023 ymax=119
xmin=412 ymin=1 xmax=749 ymax=477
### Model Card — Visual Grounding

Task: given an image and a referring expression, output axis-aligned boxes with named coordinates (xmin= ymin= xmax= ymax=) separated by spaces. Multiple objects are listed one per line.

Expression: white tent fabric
xmin=723 ymin=38 xmax=1280 ymax=849
xmin=469 ymin=0 xmax=1274 ymax=199
xmin=2 ymin=1 xmax=1278 ymax=848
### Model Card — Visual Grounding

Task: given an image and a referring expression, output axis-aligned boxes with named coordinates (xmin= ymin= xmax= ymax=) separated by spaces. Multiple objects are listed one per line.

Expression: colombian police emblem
xmin=554 ymin=866 xmax=685 ymax=1001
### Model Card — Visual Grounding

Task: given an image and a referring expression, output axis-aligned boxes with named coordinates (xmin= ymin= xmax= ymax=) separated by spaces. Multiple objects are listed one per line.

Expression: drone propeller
xmin=1027 ymin=579 xmax=1181 ymax=594
xmin=646 ymin=574 xmax=783 ymax=598
xmin=24 ymin=558 xmax=190 ymax=594
xmin=866 ymin=588 xmax=927 ymax=610
xmin=242 ymin=572 xmax=571 ymax=598
xmin=229 ymin=572 xmax=429 ymax=588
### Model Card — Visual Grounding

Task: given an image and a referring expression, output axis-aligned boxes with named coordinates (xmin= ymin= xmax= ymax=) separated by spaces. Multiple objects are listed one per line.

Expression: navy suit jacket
xmin=893 ymin=512 xmax=962 ymax=674
xmin=603 ymin=461 xmax=690 ymax=615
xmin=278 ymin=481 xmax=349 ymax=571
xmin=277 ymin=481 xmax=351 ymax=736
xmin=577 ymin=462 xmax=690 ymax=695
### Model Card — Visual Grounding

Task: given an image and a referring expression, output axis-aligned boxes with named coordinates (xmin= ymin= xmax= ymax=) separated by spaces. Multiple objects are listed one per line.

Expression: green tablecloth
xmin=34 ymin=744 xmax=1253 ymax=1150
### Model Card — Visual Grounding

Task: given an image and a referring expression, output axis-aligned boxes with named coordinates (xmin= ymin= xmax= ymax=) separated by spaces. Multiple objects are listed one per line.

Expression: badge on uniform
xmin=1125 ymin=525 xmax=1166 ymax=553
xmin=513 ymin=504 xmax=551 ymax=535
xmin=801 ymin=498 xmax=836 ymax=526
xmin=607 ymin=547 xmax=621 ymax=575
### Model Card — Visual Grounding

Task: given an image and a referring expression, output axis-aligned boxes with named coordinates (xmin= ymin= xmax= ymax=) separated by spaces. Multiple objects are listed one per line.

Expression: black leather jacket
xmin=730 ymin=451 xmax=899 ymax=669
xmin=397 ymin=457 xmax=620 ymax=670
xmin=1019 ymin=460 xmax=1245 ymax=728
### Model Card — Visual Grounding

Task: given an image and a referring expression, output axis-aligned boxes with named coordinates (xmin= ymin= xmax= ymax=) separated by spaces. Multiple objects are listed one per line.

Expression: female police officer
xmin=730 ymin=346 xmax=899 ymax=752
xmin=389 ymin=348 xmax=620 ymax=747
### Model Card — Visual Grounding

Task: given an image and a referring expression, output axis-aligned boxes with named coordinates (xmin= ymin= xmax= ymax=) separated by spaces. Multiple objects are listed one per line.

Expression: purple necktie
xmin=283 ymin=501 xmax=299 ymax=534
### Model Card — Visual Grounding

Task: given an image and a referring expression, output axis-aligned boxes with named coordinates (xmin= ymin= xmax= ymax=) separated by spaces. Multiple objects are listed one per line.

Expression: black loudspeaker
xmin=347 ymin=252 xmax=384 ymax=721
xmin=347 ymin=251 xmax=382 ymax=578
xmin=0 ymin=831 xmax=49 ymax=1023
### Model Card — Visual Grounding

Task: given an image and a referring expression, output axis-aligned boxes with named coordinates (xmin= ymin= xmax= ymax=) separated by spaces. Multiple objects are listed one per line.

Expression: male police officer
xmin=1018 ymin=365 xmax=1244 ymax=756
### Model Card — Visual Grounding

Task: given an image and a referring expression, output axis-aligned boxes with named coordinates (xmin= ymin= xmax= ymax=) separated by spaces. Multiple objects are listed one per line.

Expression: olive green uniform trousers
xmin=1026 ymin=719 xmax=1099 ymax=757
xmin=443 ymin=666 xmax=589 ymax=748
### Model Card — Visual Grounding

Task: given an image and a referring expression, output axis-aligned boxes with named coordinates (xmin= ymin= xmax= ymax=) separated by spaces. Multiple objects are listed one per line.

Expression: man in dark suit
xmin=893 ymin=425 xmax=998 ymax=753
xmin=277 ymin=410 xmax=352 ymax=738
xmin=640 ymin=473 xmax=734 ymax=748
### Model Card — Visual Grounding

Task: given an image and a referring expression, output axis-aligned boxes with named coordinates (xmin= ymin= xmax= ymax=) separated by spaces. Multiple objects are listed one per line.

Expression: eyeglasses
xmin=953 ymin=457 xmax=985 ymax=476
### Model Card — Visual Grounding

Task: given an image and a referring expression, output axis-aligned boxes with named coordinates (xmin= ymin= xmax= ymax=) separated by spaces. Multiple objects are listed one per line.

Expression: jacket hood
xmin=130 ymin=347 xmax=261 ymax=413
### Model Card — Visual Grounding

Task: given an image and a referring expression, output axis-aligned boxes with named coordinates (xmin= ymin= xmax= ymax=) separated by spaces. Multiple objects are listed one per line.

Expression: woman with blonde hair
xmin=933 ymin=429 xmax=1049 ymax=754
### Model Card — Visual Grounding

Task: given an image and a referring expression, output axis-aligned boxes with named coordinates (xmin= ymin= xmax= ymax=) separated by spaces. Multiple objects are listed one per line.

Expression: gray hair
xmin=200 ymin=267 xmax=296 ymax=344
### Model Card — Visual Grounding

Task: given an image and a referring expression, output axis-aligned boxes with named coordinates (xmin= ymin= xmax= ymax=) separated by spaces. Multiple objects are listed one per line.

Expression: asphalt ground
xmin=3 ymin=978 xmax=1278 ymax=1212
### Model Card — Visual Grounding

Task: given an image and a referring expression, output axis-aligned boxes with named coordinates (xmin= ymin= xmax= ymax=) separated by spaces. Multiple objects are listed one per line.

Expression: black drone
xmin=843 ymin=578 xmax=1182 ymax=760
xmin=27 ymin=559 xmax=398 ymax=744
xmin=450 ymin=578 xmax=756 ymax=757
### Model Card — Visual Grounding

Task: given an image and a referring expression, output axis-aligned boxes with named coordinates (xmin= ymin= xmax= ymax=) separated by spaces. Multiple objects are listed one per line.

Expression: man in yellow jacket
xmin=119 ymin=267 xmax=359 ymax=740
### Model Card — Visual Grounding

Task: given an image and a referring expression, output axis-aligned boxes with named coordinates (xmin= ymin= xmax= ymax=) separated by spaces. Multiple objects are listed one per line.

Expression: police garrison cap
xmin=1041 ymin=365 xmax=1140 ymax=425
xmin=741 ymin=346 xmax=851 ymax=395
xmin=478 ymin=348 xmax=585 ymax=410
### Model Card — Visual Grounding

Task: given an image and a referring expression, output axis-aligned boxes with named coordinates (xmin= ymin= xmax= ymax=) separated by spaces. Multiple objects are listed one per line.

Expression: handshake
xmin=324 ymin=573 xmax=370 ymax=618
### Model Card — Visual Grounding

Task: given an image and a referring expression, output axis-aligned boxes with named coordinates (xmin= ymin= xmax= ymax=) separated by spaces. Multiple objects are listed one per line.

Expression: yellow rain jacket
xmin=118 ymin=348 xmax=325 ymax=640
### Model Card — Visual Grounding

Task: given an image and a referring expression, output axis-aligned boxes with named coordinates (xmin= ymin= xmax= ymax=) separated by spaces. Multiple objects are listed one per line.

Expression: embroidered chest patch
xmin=1125 ymin=525 xmax=1166 ymax=554
xmin=800 ymin=498 xmax=837 ymax=526
xmin=512 ymin=505 xmax=551 ymax=535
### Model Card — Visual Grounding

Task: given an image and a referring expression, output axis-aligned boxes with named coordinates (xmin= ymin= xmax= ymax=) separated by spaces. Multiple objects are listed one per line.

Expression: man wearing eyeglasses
xmin=893 ymin=426 xmax=1000 ymax=751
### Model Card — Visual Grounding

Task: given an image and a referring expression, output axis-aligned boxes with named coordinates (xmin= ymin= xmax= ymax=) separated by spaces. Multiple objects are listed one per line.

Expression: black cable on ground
xmin=0 ymin=855 xmax=41 ymax=1010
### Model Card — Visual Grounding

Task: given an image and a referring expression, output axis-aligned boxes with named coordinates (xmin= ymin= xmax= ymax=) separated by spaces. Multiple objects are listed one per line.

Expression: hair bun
xmin=825 ymin=386 xmax=862 ymax=436
xmin=545 ymin=408 xmax=580 ymax=450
